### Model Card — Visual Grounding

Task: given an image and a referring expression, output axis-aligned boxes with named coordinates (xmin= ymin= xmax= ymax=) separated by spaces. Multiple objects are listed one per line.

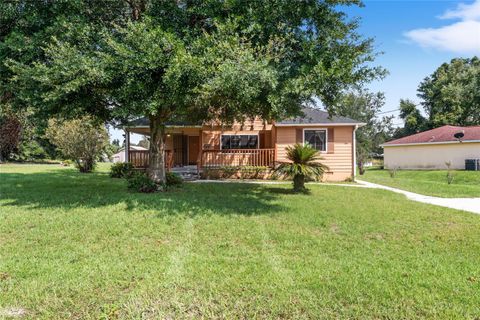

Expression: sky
xmin=111 ymin=0 xmax=480 ymax=143
xmin=344 ymin=0 xmax=480 ymax=126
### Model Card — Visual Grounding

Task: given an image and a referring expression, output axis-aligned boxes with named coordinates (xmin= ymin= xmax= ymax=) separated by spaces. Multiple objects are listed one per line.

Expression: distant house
xmin=112 ymin=145 xmax=148 ymax=163
xmin=382 ymin=125 xmax=480 ymax=170
xmin=124 ymin=107 xmax=365 ymax=181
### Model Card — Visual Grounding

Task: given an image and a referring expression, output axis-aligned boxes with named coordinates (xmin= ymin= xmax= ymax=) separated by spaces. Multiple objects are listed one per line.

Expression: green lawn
xmin=360 ymin=168 xmax=480 ymax=198
xmin=1 ymin=164 xmax=480 ymax=319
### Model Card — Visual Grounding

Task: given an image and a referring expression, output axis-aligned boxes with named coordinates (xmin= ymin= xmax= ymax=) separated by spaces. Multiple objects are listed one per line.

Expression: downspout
xmin=353 ymin=125 xmax=357 ymax=181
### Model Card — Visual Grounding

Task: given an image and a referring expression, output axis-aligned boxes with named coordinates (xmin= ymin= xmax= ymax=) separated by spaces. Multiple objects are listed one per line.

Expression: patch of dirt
xmin=364 ymin=233 xmax=385 ymax=241
xmin=0 ymin=307 xmax=29 ymax=318
xmin=330 ymin=224 xmax=341 ymax=234
xmin=0 ymin=272 xmax=10 ymax=280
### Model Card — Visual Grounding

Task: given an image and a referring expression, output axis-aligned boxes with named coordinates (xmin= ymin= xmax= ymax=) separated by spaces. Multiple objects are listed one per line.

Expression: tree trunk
xmin=148 ymin=115 xmax=166 ymax=185
xmin=126 ymin=0 xmax=146 ymax=21
xmin=358 ymin=160 xmax=365 ymax=175
xmin=293 ymin=174 xmax=305 ymax=192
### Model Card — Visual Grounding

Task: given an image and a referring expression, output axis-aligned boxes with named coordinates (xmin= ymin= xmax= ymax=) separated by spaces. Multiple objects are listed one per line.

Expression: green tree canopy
xmin=418 ymin=57 xmax=480 ymax=127
xmin=394 ymin=57 xmax=479 ymax=139
xmin=393 ymin=99 xmax=427 ymax=138
xmin=4 ymin=0 xmax=385 ymax=184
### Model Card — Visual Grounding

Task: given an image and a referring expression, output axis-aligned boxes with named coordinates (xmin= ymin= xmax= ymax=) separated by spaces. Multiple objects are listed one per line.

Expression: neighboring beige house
xmin=112 ymin=145 xmax=147 ymax=163
xmin=125 ymin=107 xmax=365 ymax=181
xmin=382 ymin=125 xmax=480 ymax=170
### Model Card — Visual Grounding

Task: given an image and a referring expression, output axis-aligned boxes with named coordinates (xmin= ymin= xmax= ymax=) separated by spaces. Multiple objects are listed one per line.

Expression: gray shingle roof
xmin=126 ymin=107 xmax=362 ymax=128
xmin=276 ymin=107 xmax=362 ymax=125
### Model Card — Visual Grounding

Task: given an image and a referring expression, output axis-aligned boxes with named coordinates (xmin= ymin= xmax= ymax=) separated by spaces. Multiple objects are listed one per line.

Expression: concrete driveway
xmin=357 ymin=180 xmax=480 ymax=215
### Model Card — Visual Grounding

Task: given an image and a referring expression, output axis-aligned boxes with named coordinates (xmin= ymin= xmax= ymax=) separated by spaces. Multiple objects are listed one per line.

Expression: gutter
xmin=274 ymin=122 xmax=366 ymax=127
xmin=381 ymin=140 xmax=480 ymax=147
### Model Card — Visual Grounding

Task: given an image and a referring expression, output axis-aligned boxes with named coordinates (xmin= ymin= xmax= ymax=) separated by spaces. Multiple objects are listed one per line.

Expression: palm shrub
xmin=275 ymin=144 xmax=329 ymax=192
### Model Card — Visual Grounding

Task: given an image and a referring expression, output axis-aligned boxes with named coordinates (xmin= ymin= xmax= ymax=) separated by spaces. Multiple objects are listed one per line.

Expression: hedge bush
xmin=110 ymin=162 xmax=134 ymax=178
xmin=166 ymin=172 xmax=183 ymax=188
xmin=126 ymin=172 xmax=158 ymax=193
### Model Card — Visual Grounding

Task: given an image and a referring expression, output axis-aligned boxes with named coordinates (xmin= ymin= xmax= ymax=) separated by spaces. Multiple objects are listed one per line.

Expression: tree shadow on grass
xmin=267 ymin=187 xmax=312 ymax=195
xmin=0 ymin=170 xmax=285 ymax=216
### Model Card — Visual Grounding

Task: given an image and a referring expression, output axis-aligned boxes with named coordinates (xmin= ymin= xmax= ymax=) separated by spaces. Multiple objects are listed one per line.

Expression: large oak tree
xmin=4 ymin=0 xmax=384 ymax=184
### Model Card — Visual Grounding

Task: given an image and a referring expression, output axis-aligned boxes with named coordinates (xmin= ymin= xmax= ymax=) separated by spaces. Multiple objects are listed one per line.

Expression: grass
xmin=359 ymin=168 xmax=480 ymax=198
xmin=1 ymin=164 xmax=480 ymax=319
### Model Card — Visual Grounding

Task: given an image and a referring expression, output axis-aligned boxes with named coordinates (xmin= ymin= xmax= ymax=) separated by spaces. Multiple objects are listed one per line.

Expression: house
xmin=124 ymin=107 xmax=365 ymax=181
xmin=382 ymin=125 xmax=480 ymax=170
xmin=112 ymin=145 xmax=148 ymax=163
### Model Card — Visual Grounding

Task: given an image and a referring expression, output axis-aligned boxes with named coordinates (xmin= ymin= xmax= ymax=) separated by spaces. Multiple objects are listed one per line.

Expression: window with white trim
xmin=221 ymin=135 xmax=258 ymax=149
xmin=304 ymin=129 xmax=327 ymax=151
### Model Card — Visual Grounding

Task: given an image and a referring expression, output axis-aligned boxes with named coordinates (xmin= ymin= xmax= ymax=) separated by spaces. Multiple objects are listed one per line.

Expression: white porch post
xmin=125 ymin=129 xmax=130 ymax=163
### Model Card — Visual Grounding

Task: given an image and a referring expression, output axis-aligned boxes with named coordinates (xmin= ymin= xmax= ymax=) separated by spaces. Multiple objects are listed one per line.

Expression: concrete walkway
xmin=356 ymin=180 xmax=480 ymax=215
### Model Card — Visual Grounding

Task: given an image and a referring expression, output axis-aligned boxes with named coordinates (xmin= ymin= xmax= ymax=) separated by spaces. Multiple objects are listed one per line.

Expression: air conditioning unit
xmin=465 ymin=159 xmax=480 ymax=171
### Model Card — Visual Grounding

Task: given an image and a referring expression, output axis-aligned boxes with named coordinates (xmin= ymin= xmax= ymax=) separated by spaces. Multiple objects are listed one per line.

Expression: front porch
xmin=127 ymin=148 xmax=276 ymax=171
xmin=124 ymin=127 xmax=276 ymax=172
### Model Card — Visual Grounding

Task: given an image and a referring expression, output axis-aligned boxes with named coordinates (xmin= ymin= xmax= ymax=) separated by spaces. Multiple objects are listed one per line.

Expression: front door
xmin=173 ymin=134 xmax=186 ymax=166
xmin=188 ymin=136 xmax=200 ymax=165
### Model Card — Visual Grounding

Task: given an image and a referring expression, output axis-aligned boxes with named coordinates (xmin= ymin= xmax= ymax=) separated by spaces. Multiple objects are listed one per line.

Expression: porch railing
xmin=128 ymin=150 xmax=173 ymax=170
xmin=200 ymin=149 xmax=275 ymax=168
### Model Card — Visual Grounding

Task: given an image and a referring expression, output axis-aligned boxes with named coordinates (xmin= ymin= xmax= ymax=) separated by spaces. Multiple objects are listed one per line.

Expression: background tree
xmin=392 ymin=99 xmax=427 ymax=138
xmin=6 ymin=0 xmax=384 ymax=185
xmin=418 ymin=57 xmax=480 ymax=127
xmin=45 ymin=116 xmax=109 ymax=173
xmin=336 ymin=89 xmax=394 ymax=174
xmin=393 ymin=57 xmax=479 ymax=139
xmin=0 ymin=106 xmax=58 ymax=162
xmin=0 ymin=112 xmax=21 ymax=162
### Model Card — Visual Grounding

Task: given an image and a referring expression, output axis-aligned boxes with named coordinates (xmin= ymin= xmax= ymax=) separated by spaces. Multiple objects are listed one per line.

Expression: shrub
xmin=446 ymin=171 xmax=455 ymax=185
xmin=201 ymin=166 xmax=272 ymax=180
xmin=275 ymin=144 xmax=329 ymax=192
xmin=45 ymin=116 xmax=109 ymax=173
xmin=110 ymin=162 xmax=134 ymax=178
xmin=445 ymin=161 xmax=454 ymax=185
xmin=388 ymin=167 xmax=397 ymax=178
xmin=126 ymin=172 xmax=158 ymax=193
xmin=166 ymin=172 xmax=183 ymax=187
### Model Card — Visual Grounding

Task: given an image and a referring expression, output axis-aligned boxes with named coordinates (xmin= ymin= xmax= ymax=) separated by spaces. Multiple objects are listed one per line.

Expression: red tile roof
xmin=383 ymin=125 xmax=480 ymax=146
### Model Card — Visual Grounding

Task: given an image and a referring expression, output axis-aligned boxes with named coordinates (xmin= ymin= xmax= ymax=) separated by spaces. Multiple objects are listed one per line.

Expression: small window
xmin=304 ymin=129 xmax=327 ymax=152
xmin=221 ymin=135 xmax=258 ymax=149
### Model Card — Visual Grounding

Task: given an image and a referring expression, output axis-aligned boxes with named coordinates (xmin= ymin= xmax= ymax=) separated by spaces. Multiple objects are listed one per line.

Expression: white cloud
xmin=405 ymin=20 xmax=480 ymax=54
xmin=404 ymin=0 xmax=480 ymax=54
xmin=439 ymin=0 xmax=480 ymax=21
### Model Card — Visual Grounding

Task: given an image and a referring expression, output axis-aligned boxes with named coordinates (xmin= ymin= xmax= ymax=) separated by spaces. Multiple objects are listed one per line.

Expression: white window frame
xmin=220 ymin=134 xmax=260 ymax=150
xmin=303 ymin=128 xmax=328 ymax=153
